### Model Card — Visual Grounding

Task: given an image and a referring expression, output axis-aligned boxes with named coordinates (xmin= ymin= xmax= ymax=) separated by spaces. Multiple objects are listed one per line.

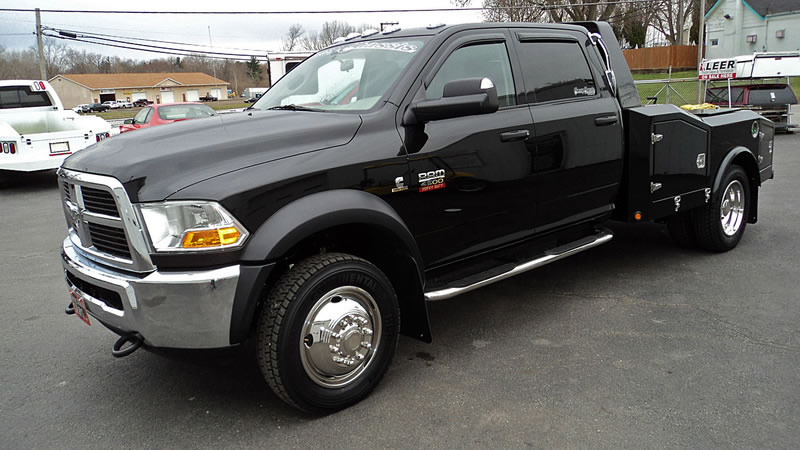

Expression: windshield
xmin=252 ymin=37 xmax=429 ymax=112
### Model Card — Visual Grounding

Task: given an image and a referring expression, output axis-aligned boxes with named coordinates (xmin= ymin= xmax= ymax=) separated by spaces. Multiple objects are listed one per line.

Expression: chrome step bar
xmin=424 ymin=229 xmax=613 ymax=301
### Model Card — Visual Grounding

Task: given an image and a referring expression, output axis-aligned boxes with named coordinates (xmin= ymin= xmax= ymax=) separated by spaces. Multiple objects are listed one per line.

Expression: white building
xmin=705 ymin=0 xmax=800 ymax=59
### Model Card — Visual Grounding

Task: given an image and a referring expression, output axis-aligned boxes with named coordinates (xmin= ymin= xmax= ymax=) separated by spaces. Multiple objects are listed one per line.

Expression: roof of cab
xmin=334 ymin=22 xmax=591 ymax=43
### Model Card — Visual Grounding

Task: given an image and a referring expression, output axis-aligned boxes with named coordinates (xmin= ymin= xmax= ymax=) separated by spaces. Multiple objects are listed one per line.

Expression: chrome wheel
xmin=299 ymin=286 xmax=381 ymax=388
xmin=720 ymin=180 xmax=745 ymax=236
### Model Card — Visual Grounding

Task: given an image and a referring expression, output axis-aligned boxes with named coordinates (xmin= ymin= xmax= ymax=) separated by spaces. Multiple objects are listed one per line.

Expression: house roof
xmin=52 ymin=72 xmax=228 ymax=89
xmin=707 ymin=0 xmax=800 ymax=19
xmin=743 ymin=0 xmax=800 ymax=16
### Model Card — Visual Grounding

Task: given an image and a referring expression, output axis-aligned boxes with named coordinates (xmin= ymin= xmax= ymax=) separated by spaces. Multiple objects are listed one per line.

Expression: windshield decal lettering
xmin=320 ymin=41 xmax=422 ymax=56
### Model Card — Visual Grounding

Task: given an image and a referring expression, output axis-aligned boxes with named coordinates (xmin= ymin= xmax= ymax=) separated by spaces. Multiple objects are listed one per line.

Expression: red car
xmin=119 ymin=102 xmax=216 ymax=133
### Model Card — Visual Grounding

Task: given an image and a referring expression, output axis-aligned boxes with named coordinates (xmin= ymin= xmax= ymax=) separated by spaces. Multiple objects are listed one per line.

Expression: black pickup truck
xmin=58 ymin=22 xmax=775 ymax=413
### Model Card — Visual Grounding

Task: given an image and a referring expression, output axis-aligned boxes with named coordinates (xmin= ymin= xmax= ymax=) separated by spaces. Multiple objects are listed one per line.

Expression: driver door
xmin=394 ymin=30 xmax=537 ymax=266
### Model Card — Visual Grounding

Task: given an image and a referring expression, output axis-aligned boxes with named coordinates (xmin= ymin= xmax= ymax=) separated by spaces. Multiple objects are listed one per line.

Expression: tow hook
xmin=112 ymin=333 xmax=144 ymax=358
xmin=65 ymin=302 xmax=75 ymax=315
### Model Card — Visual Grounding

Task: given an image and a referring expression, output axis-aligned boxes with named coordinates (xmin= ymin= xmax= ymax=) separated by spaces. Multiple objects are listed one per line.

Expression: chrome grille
xmin=87 ymin=222 xmax=131 ymax=259
xmin=58 ymin=169 xmax=154 ymax=273
xmin=80 ymin=186 xmax=119 ymax=217
xmin=62 ymin=182 xmax=72 ymax=202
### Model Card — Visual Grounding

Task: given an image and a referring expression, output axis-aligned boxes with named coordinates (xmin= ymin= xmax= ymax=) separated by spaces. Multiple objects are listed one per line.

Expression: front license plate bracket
xmin=69 ymin=289 xmax=91 ymax=326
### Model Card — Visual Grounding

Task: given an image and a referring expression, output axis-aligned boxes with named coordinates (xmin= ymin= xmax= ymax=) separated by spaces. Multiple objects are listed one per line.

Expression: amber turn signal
xmin=634 ymin=212 xmax=642 ymax=221
xmin=181 ymin=227 xmax=241 ymax=248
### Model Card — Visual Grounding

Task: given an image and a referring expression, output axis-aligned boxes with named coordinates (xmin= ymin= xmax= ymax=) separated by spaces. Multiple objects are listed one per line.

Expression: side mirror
xmin=123 ymin=119 xmax=134 ymax=124
xmin=405 ymin=77 xmax=499 ymax=125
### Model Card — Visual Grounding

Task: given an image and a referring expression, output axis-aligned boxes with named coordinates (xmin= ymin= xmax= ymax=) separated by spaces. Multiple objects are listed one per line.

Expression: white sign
xmin=99 ymin=89 xmax=115 ymax=94
xmin=699 ymin=58 xmax=737 ymax=80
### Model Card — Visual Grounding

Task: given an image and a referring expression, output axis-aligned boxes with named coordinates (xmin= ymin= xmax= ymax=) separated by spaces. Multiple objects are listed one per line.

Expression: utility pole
xmin=35 ymin=8 xmax=46 ymax=80
xmin=677 ymin=0 xmax=685 ymax=46
xmin=697 ymin=0 xmax=706 ymax=103
xmin=208 ymin=26 xmax=219 ymax=99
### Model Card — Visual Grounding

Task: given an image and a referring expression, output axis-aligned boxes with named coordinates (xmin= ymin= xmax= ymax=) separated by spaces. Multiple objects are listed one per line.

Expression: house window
xmin=776 ymin=29 xmax=785 ymax=39
xmin=746 ymin=34 xmax=757 ymax=43
xmin=710 ymin=39 xmax=719 ymax=46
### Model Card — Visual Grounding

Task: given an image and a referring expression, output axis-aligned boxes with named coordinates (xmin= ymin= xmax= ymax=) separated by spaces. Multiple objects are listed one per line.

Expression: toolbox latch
xmin=673 ymin=195 xmax=681 ymax=212
xmin=651 ymin=133 xmax=663 ymax=144
xmin=650 ymin=182 xmax=662 ymax=193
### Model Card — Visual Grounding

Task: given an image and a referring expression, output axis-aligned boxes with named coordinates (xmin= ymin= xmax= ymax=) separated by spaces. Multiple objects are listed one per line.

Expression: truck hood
xmin=62 ymin=110 xmax=362 ymax=202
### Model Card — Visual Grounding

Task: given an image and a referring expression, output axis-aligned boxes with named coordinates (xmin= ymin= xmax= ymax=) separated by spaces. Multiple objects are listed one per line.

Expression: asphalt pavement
xmin=1 ymin=132 xmax=799 ymax=448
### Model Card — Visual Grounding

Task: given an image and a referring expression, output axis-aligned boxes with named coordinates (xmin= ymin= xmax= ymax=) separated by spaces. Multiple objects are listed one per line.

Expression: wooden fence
xmin=623 ymin=45 xmax=701 ymax=71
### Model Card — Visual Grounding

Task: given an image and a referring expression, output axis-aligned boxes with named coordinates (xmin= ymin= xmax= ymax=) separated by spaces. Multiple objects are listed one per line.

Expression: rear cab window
xmin=0 ymin=86 xmax=52 ymax=109
xmin=747 ymin=85 xmax=798 ymax=105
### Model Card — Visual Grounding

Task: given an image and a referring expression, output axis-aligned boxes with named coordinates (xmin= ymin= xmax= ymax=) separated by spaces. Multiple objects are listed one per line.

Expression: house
xmin=49 ymin=72 xmax=229 ymax=108
xmin=705 ymin=0 xmax=800 ymax=59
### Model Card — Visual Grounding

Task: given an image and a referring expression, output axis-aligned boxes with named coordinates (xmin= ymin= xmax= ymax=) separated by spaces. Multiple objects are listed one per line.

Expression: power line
xmin=42 ymin=32 xmax=268 ymax=61
xmin=0 ymin=3 xmax=666 ymax=15
xmin=46 ymin=27 xmax=270 ymax=53
xmin=47 ymin=28 xmax=266 ymax=58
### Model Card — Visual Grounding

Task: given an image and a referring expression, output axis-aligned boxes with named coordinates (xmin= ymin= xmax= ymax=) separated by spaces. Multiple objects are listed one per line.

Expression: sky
xmin=0 ymin=1 xmax=485 ymax=60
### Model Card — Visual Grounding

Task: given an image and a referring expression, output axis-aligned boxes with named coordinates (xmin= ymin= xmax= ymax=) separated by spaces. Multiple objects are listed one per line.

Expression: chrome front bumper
xmin=61 ymin=237 xmax=240 ymax=349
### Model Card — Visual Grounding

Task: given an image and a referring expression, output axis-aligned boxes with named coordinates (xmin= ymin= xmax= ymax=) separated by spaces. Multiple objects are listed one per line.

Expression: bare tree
xmin=282 ymin=24 xmax=305 ymax=51
xmin=651 ymin=0 xmax=696 ymax=45
xmin=615 ymin=1 xmax=662 ymax=48
xmin=452 ymin=0 xmax=544 ymax=22
xmin=453 ymin=0 xmax=623 ymax=23
xmin=300 ymin=21 xmax=375 ymax=51
xmin=41 ymin=37 xmax=70 ymax=76
xmin=542 ymin=0 xmax=619 ymax=23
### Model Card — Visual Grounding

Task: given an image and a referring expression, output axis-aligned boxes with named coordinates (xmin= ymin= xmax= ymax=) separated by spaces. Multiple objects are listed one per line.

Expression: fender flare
xmin=241 ymin=189 xmax=423 ymax=270
xmin=712 ymin=146 xmax=760 ymax=223
xmin=713 ymin=147 xmax=760 ymax=194
xmin=230 ymin=190 xmax=431 ymax=344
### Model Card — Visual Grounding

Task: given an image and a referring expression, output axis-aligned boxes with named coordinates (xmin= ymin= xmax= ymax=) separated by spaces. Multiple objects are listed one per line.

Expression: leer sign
xmin=699 ymin=59 xmax=737 ymax=80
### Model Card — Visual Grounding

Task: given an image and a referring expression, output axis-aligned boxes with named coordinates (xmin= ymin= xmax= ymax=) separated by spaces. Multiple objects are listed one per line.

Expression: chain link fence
xmin=634 ymin=78 xmax=702 ymax=106
xmin=635 ymin=77 xmax=798 ymax=107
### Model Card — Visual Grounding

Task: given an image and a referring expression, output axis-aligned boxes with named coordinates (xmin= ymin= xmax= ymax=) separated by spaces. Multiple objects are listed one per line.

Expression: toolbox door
xmin=650 ymin=119 xmax=709 ymax=204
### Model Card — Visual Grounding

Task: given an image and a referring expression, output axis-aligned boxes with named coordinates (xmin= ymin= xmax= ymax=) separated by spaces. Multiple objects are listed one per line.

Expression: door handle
xmin=499 ymin=129 xmax=530 ymax=142
xmin=594 ymin=115 xmax=619 ymax=126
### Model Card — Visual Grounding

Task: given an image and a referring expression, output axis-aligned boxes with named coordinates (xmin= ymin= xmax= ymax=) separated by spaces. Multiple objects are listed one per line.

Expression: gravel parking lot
xmin=1 ymin=132 xmax=798 ymax=448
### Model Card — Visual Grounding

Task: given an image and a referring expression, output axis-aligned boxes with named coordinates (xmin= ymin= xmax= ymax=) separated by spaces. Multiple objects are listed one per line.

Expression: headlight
xmin=137 ymin=201 xmax=248 ymax=252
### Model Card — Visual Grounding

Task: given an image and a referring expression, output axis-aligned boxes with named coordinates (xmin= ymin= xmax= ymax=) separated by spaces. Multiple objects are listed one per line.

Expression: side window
xmin=144 ymin=107 xmax=154 ymax=123
xmin=426 ymin=42 xmax=516 ymax=107
xmin=133 ymin=107 xmax=150 ymax=124
xmin=517 ymin=41 xmax=596 ymax=103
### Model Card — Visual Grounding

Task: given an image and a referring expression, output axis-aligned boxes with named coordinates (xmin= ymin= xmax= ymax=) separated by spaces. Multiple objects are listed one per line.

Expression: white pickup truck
xmin=0 ymin=80 xmax=112 ymax=172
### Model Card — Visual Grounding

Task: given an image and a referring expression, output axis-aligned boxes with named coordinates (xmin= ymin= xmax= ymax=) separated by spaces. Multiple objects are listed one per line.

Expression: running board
xmin=424 ymin=228 xmax=613 ymax=301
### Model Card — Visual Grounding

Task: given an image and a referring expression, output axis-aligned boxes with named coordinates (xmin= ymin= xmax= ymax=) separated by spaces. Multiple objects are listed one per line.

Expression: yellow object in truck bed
xmin=680 ymin=103 xmax=719 ymax=111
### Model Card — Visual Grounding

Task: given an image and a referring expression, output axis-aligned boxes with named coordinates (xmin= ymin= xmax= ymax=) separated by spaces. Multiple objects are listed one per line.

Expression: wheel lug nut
xmin=361 ymin=342 xmax=371 ymax=349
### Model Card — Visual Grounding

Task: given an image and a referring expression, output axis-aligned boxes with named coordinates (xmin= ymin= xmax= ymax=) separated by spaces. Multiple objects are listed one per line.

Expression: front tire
xmin=693 ymin=165 xmax=750 ymax=252
xmin=256 ymin=253 xmax=400 ymax=413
